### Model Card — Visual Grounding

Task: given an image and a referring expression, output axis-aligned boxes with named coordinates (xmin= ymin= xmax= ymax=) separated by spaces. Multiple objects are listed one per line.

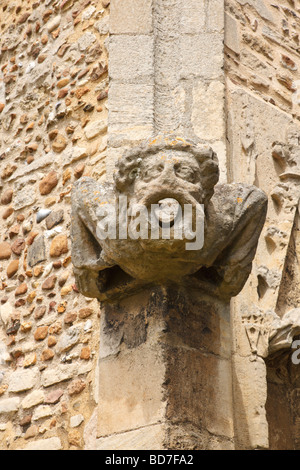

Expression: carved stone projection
xmin=71 ymin=135 xmax=267 ymax=302
xmin=240 ymin=305 xmax=300 ymax=360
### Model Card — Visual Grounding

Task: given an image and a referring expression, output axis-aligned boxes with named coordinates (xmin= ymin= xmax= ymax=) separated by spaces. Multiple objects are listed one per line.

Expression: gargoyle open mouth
xmin=153 ymin=198 xmax=181 ymax=228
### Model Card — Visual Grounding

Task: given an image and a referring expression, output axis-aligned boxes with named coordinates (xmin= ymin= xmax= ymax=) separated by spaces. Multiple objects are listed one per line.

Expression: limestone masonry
xmin=0 ymin=0 xmax=300 ymax=450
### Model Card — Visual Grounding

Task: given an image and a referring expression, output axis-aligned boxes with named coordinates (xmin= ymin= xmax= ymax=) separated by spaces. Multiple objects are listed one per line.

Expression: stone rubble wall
xmin=225 ymin=0 xmax=300 ymax=120
xmin=0 ymin=0 xmax=109 ymax=450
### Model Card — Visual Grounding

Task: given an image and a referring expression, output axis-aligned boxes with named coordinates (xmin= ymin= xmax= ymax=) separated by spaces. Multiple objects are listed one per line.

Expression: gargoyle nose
xmin=158 ymin=163 xmax=176 ymax=184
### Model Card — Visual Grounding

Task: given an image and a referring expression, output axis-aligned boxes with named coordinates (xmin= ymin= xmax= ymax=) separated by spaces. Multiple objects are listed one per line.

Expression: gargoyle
xmin=71 ymin=135 xmax=267 ymax=302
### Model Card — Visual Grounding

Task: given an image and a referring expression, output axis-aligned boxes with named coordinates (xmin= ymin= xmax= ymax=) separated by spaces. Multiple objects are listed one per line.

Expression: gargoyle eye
xmin=174 ymin=163 xmax=198 ymax=183
xmin=129 ymin=167 xmax=140 ymax=180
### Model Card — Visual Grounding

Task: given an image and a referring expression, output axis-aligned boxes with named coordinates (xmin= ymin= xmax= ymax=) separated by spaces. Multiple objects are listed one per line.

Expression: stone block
xmin=41 ymin=364 xmax=77 ymax=387
xmin=98 ymin=346 xmax=166 ymax=437
xmin=84 ymin=120 xmax=107 ymax=140
xmin=180 ymin=0 xmax=206 ymax=34
xmin=191 ymin=79 xmax=225 ymax=141
xmin=56 ymin=325 xmax=80 ymax=353
xmin=95 ymin=423 xmax=164 ymax=450
xmin=21 ymin=390 xmax=44 ymax=409
xmin=109 ymin=35 xmax=154 ymax=83
xmin=7 ymin=154 xmax=53 ymax=182
xmin=13 ymin=186 xmax=36 ymax=210
xmin=237 ymin=0 xmax=274 ymax=22
xmin=232 ymin=354 xmax=268 ymax=449
xmin=28 ymin=236 xmax=46 ymax=267
xmin=163 ymin=289 xmax=231 ymax=359
xmin=165 ymin=347 xmax=234 ymax=439
xmin=20 ymin=437 xmax=63 ymax=450
xmin=8 ymin=368 xmax=38 ymax=393
xmin=110 ymin=0 xmax=153 ymax=34
xmin=180 ymin=33 xmax=224 ymax=80
xmin=207 ymin=0 xmax=225 ymax=32
xmin=46 ymin=209 xmax=64 ymax=230
xmin=32 ymin=405 xmax=53 ymax=421
xmin=0 ymin=397 xmax=20 ymax=414
xmin=77 ymin=32 xmax=97 ymax=52
xmin=108 ymin=83 xmax=154 ymax=142
xmin=225 ymin=14 xmax=240 ymax=55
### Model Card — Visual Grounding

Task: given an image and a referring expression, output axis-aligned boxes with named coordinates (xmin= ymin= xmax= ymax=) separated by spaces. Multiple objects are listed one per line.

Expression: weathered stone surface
xmin=50 ymin=234 xmax=68 ymax=257
xmin=78 ymin=32 xmax=97 ymax=52
xmin=94 ymin=423 xmax=164 ymax=450
xmin=108 ymin=82 xmax=154 ymax=143
xmin=192 ymin=80 xmax=225 ymax=141
xmin=39 ymin=171 xmax=58 ymax=195
xmin=21 ymin=390 xmax=44 ymax=409
xmin=6 ymin=259 xmax=19 ymax=278
xmin=67 ymin=378 xmax=86 ymax=396
xmin=8 ymin=368 xmax=38 ymax=393
xmin=110 ymin=0 xmax=153 ymax=34
xmin=236 ymin=0 xmax=274 ymax=22
xmin=0 ymin=397 xmax=20 ymax=414
xmin=180 ymin=33 xmax=223 ymax=80
xmin=0 ymin=242 xmax=11 ymax=260
xmin=225 ymin=13 xmax=241 ymax=55
xmin=44 ymin=389 xmax=64 ymax=404
xmin=11 ymin=238 xmax=25 ymax=256
xmin=28 ymin=236 xmax=46 ymax=267
xmin=21 ymin=437 xmax=63 ymax=450
xmin=98 ymin=339 xmax=166 ymax=437
xmin=13 ymin=186 xmax=36 ymax=210
xmin=84 ymin=120 xmax=107 ymax=140
xmin=46 ymin=209 xmax=64 ymax=229
xmin=41 ymin=364 xmax=77 ymax=387
xmin=57 ymin=325 xmax=80 ymax=353
xmin=109 ymin=35 xmax=154 ymax=83
xmin=15 ymin=283 xmax=28 ymax=296
xmin=32 ymin=404 xmax=53 ymax=421
xmin=52 ymin=134 xmax=67 ymax=153
xmin=1 ymin=188 xmax=13 ymax=205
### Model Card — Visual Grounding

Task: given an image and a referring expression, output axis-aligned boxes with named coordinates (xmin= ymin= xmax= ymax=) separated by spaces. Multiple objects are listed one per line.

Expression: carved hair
xmin=114 ymin=135 xmax=220 ymax=203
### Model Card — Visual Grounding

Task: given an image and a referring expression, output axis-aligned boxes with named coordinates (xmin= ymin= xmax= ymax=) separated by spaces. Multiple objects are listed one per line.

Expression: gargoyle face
xmin=107 ymin=144 xmax=219 ymax=262
xmin=131 ymin=151 xmax=204 ymax=209
xmin=114 ymin=137 xmax=219 ymax=211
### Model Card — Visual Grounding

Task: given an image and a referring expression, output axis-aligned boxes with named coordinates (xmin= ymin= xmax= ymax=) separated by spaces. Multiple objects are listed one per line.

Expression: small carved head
xmin=114 ymin=135 xmax=219 ymax=208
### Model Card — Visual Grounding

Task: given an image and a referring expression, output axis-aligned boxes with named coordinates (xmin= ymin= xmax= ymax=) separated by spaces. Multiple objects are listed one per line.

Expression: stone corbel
xmin=243 ymin=307 xmax=300 ymax=359
xmin=71 ymin=134 xmax=267 ymax=302
xmin=268 ymin=309 xmax=300 ymax=356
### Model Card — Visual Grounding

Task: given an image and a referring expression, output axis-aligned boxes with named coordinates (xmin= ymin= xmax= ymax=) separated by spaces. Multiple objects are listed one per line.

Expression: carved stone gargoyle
xmin=71 ymin=135 xmax=267 ymax=302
